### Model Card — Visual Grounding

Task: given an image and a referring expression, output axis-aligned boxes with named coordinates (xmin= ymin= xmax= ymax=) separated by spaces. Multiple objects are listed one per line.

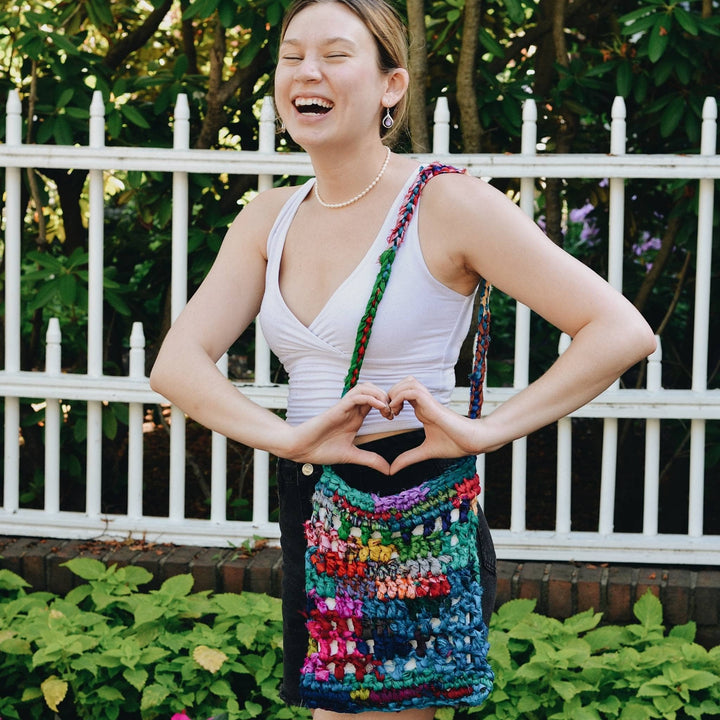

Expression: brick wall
xmin=1 ymin=536 xmax=718 ymax=648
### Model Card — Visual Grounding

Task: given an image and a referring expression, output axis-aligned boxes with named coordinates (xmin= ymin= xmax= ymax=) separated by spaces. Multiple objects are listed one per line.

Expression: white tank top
xmin=258 ymin=167 xmax=476 ymax=436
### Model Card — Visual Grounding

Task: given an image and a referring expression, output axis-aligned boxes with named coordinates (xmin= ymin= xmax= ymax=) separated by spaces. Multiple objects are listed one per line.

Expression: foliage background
xmin=0 ymin=561 xmax=719 ymax=719
xmin=0 ymin=0 xmax=718 ymax=531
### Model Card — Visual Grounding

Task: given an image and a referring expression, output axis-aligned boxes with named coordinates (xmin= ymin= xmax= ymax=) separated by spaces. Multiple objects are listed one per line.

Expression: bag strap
xmin=342 ymin=162 xmax=491 ymax=419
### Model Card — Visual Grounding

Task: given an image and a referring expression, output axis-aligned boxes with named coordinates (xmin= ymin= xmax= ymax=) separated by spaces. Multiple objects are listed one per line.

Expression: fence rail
xmin=2 ymin=90 xmax=719 ymax=564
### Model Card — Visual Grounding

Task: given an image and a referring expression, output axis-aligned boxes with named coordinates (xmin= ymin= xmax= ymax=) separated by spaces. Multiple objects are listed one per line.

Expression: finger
xmin=389 ymin=444 xmax=431 ymax=474
xmin=345 ymin=447 xmax=391 ymax=475
xmin=344 ymin=386 xmax=395 ymax=420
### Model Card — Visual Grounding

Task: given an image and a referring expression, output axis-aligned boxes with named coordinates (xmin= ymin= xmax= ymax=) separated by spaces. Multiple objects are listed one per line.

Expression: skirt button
xmin=301 ymin=463 xmax=314 ymax=476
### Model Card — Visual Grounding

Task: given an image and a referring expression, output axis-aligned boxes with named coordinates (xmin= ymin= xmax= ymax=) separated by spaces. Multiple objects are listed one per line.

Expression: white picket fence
xmin=1 ymin=90 xmax=719 ymax=564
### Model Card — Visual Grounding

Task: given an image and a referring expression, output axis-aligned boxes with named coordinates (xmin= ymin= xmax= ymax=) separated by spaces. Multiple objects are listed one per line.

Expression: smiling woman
xmin=149 ymin=0 xmax=656 ymax=717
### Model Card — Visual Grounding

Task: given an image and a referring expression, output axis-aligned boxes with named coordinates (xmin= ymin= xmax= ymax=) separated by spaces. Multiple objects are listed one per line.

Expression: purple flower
xmin=569 ymin=202 xmax=594 ymax=223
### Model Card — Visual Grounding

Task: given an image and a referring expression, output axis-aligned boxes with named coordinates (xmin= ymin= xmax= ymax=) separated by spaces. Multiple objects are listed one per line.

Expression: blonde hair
xmin=279 ymin=0 xmax=409 ymax=144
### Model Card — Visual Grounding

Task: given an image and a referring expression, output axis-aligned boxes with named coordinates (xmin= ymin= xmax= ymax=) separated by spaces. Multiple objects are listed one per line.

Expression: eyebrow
xmin=280 ymin=37 xmax=358 ymax=49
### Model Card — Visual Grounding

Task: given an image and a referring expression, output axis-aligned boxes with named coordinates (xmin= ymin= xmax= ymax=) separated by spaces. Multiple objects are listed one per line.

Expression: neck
xmin=310 ymin=142 xmax=391 ymax=206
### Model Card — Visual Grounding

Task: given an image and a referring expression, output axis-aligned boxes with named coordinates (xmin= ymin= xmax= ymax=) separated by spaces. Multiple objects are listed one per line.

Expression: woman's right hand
xmin=283 ymin=382 xmax=394 ymax=473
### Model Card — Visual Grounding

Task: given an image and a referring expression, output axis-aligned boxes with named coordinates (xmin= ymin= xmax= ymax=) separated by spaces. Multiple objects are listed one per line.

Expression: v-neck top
xmin=257 ymin=167 xmax=476 ymax=436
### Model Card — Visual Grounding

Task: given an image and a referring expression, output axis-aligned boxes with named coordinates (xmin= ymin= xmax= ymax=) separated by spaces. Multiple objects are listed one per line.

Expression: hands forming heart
xmin=287 ymin=377 xmax=484 ymax=474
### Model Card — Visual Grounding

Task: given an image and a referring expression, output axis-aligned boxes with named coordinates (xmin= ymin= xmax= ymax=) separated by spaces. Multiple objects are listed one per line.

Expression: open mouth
xmin=294 ymin=97 xmax=334 ymax=115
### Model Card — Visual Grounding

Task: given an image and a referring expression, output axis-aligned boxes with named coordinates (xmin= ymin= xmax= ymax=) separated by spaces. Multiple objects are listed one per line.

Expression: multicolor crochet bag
xmin=299 ymin=163 xmax=494 ymax=712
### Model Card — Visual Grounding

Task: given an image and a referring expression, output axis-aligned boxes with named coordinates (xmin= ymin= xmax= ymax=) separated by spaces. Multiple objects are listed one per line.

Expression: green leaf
xmin=134 ymin=602 xmax=165 ymax=625
xmin=183 ymin=0 xmax=220 ymax=20
xmin=218 ymin=0 xmax=238 ymax=27
xmin=158 ymin=573 xmax=194 ymax=598
xmin=97 ymin=686 xmax=124 ymax=701
xmin=669 ymin=621 xmax=696 ymax=642
xmin=102 ymin=406 xmax=118 ymax=440
xmin=681 ymin=669 xmax=720 ymax=691
xmin=0 ymin=568 xmax=31 ymax=590
xmin=53 ymin=115 xmax=73 ymax=145
xmin=21 ymin=687 xmax=43 ymax=702
xmin=620 ymin=702 xmax=653 ymax=720
xmin=87 ymin=0 xmax=114 ymax=26
xmin=616 ymin=61 xmax=633 ymax=98
xmin=236 ymin=622 xmax=259 ymax=647
xmin=56 ymin=87 xmax=75 ymax=109
xmin=58 ymin=273 xmax=77 ymax=305
xmin=0 ymin=637 xmax=32 ymax=655
xmin=244 ymin=700 xmax=263 ymax=717
xmin=62 ymin=557 xmax=107 ymax=580
xmin=123 ymin=667 xmax=149 ymax=691
xmin=120 ymin=104 xmax=151 ymax=129
xmin=117 ymin=565 xmax=153 ymax=588
xmin=503 ymin=0 xmax=525 ymax=25
xmin=673 ymin=6 xmax=699 ymax=35
xmin=633 ymin=591 xmax=663 ymax=627
xmin=648 ymin=16 xmax=671 ymax=62
xmin=618 ymin=6 xmax=656 ymax=25
xmin=209 ymin=679 xmax=235 ymax=698
xmin=660 ymin=96 xmax=685 ymax=137
xmin=49 ymin=32 xmax=80 ymax=55
xmin=492 ymin=598 xmax=537 ymax=628
xmin=141 ymin=683 xmax=169 ymax=711
xmin=516 ymin=695 xmax=542 ymax=713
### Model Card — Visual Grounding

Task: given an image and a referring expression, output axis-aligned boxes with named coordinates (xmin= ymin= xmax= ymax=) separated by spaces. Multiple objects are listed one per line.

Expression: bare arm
xmin=150 ymin=188 xmax=394 ymax=470
xmin=390 ymin=173 xmax=657 ymax=470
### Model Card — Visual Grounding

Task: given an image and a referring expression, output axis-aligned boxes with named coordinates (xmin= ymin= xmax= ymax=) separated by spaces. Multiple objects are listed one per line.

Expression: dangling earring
xmin=277 ymin=117 xmax=286 ymax=134
xmin=382 ymin=106 xmax=394 ymax=129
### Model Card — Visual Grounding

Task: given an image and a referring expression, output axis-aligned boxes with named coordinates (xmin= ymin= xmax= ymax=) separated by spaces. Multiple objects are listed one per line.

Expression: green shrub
xmin=451 ymin=594 xmax=720 ymax=720
xmin=0 ymin=561 xmax=718 ymax=719
xmin=0 ymin=561 xmax=303 ymax=720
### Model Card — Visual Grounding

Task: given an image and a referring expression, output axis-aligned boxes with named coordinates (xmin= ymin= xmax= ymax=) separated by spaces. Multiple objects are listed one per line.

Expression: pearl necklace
xmin=314 ymin=146 xmax=391 ymax=209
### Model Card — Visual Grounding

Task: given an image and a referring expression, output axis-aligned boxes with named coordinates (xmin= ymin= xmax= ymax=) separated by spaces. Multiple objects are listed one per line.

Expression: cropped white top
xmin=257 ymin=167 xmax=476 ymax=436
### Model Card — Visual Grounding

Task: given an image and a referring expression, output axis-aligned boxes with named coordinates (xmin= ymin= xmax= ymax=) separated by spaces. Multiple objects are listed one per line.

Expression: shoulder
xmin=421 ymin=168 xmax=511 ymax=219
xmin=222 ymin=184 xmax=305 ymax=259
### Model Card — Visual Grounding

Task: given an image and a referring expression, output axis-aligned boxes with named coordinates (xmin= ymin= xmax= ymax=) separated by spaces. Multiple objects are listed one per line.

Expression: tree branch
xmin=104 ymin=0 xmax=174 ymax=71
xmin=456 ymin=0 xmax=483 ymax=152
xmin=406 ymin=0 xmax=430 ymax=152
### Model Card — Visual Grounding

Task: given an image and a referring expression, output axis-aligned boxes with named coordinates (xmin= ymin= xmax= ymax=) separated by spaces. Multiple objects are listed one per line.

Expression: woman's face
xmin=275 ymin=1 xmax=396 ymax=151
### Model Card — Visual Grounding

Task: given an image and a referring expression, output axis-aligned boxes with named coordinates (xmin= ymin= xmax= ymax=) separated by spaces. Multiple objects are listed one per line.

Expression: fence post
xmin=251 ymin=96 xmax=279 ymax=531
xmin=127 ymin=322 xmax=146 ymax=519
xmin=433 ymin=97 xmax=450 ymax=154
xmin=598 ymin=96 xmax=627 ymax=536
xmin=643 ymin=336 xmax=662 ymax=536
xmin=556 ymin=333 xmax=573 ymax=534
xmin=44 ymin=319 xmax=62 ymax=515
xmin=211 ymin=353 xmax=228 ymax=524
xmin=3 ymin=90 xmax=22 ymax=513
xmin=85 ymin=90 xmax=106 ymax=517
xmin=510 ymin=98 xmax=537 ymax=533
xmin=169 ymin=93 xmax=191 ymax=522
xmin=688 ymin=96 xmax=717 ymax=537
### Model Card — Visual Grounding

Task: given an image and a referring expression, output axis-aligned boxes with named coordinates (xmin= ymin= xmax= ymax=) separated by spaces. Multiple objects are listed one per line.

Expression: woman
xmin=150 ymin=0 xmax=657 ymax=716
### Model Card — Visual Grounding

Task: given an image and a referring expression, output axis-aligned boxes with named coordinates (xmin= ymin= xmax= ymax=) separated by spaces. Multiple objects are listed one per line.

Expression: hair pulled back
xmin=279 ymin=0 xmax=409 ymax=144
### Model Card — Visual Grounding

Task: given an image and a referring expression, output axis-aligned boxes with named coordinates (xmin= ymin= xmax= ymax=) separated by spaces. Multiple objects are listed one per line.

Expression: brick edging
xmin=1 ymin=537 xmax=717 ymax=648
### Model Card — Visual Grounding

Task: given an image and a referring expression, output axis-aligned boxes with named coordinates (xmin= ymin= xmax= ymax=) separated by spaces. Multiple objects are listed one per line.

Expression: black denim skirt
xmin=276 ymin=428 xmax=497 ymax=708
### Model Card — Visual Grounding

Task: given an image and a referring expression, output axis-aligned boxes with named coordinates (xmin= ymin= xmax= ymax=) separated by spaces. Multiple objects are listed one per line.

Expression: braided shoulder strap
xmin=342 ymin=162 xmax=492 ymax=418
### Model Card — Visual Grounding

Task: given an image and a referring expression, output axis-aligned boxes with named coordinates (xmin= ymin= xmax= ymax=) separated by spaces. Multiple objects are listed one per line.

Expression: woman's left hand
xmin=387 ymin=376 xmax=486 ymax=473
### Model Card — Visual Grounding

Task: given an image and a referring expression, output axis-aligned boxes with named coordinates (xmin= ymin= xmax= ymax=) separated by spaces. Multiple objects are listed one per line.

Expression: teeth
xmin=294 ymin=97 xmax=333 ymax=109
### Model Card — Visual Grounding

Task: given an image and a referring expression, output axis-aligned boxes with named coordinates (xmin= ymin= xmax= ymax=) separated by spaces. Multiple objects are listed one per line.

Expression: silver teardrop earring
xmin=382 ymin=106 xmax=394 ymax=129
xmin=277 ymin=117 xmax=286 ymax=134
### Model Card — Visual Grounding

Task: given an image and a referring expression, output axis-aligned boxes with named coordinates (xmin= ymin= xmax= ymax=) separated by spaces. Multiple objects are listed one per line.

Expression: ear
xmin=382 ymin=67 xmax=409 ymax=109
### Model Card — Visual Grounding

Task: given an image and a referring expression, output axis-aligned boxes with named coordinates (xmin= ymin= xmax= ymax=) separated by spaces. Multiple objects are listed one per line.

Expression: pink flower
xmin=171 ymin=713 xmax=192 ymax=720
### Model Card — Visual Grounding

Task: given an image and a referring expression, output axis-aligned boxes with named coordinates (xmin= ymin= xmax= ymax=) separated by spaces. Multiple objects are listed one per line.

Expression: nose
xmin=295 ymin=56 xmax=322 ymax=82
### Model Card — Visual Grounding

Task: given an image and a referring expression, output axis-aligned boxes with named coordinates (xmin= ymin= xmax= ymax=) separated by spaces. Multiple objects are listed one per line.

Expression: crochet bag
xmin=299 ymin=163 xmax=494 ymax=712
